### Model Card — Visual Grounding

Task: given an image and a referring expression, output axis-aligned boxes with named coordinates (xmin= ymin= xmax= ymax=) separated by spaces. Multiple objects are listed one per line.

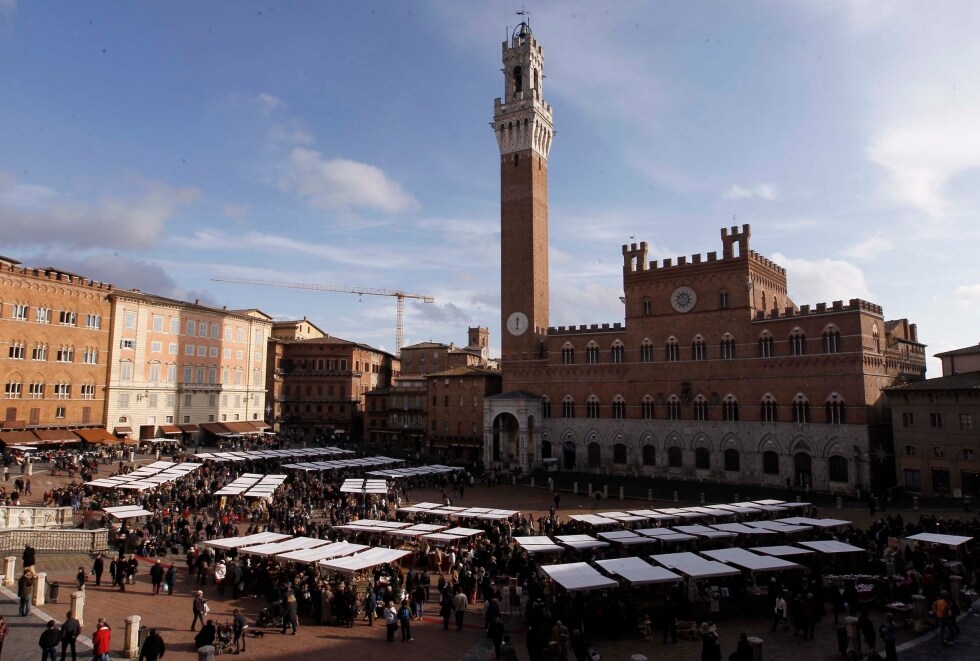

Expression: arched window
xmin=720 ymin=333 xmax=736 ymax=359
xmin=642 ymin=299 xmax=652 ymax=316
xmin=561 ymin=396 xmax=575 ymax=419
xmin=613 ymin=443 xmax=627 ymax=464
xmin=792 ymin=394 xmax=810 ymax=423
xmin=719 ymin=290 xmax=729 ymax=308
xmin=665 ymin=337 xmax=680 ymax=362
xmin=759 ymin=332 xmax=774 ymax=358
xmin=695 ymin=447 xmax=710 ymax=470
xmin=724 ymin=448 xmax=741 ymax=472
xmin=587 ymin=442 xmax=601 ymax=468
xmin=829 ymin=455 xmax=849 ymax=482
xmin=760 ymin=394 xmax=778 ymax=423
xmin=640 ymin=339 xmax=653 ymax=362
xmin=610 ymin=342 xmax=625 ymax=364
xmin=668 ymin=445 xmax=683 ymax=468
xmin=789 ymin=329 xmax=806 ymax=356
xmin=586 ymin=396 xmax=600 ymax=419
xmin=762 ymin=451 xmax=779 ymax=475
xmin=666 ymin=395 xmax=681 ymax=421
xmin=611 ymin=396 xmax=626 ymax=419
xmin=823 ymin=326 xmax=841 ymax=354
xmin=541 ymin=397 xmax=551 ymax=419
xmin=642 ymin=444 xmax=656 ymax=466
xmin=826 ymin=394 xmax=846 ymax=424
xmin=512 ymin=65 xmax=523 ymax=93
xmin=561 ymin=343 xmax=575 ymax=365
xmin=722 ymin=394 xmax=739 ymax=422
xmin=693 ymin=395 xmax=709 ymax=422
xmin=585 ymin=343 xmax=599 ymax=364
xmin=541 ymin=440 xmax=552 ymax=460
xmin=872 ymin=324 xmax=881 ymax=353
xmin=641 ymin=395 xmax=655 ymax=420
xmin=692 ymin=336 xmax=706 ymax=361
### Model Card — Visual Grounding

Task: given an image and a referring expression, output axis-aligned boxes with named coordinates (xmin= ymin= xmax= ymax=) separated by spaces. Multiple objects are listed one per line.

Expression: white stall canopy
xmin=635 ymin=528 xmax=697 ymax=542
xmin=776 ymin=517 xmax=851 ymax=528
xmin=239 ymin=536 xmax=332 ymax=557
xmin=673 ymin=525 xmax=737 ymax=539
xmin=556 ymin=534 xmax=610 ymax=551
xmin=515 ymin=536 xmax=565 ymax=554
xmin=597 ymin=530 xmax=651 ymax=545
xmin=103 ymin=505 xmax=153 ymax=519
xmin=650 ymin=552 xmax=741 ymax=578
xmin=751 ymin=545 xmax=816 ymax=558
xmin=596 ymin=557 xmax=683 ymax=585
xmin=540 ymin=562 xmax=619 ymax=592
xmin=205 ymin=532 xmax=292 ymax=550
xmin=277 ymin=541 xmax=369 ymax=564
xmin=567 ymin=514 xmax=620 ymax=526
xmin=905 ymin=532 xmax=973 ymax=547
xmin=798 ymin=540 xmax=865 ymax=554
xmin=319 ymin=547 xmax=412 ymax=574
xmin=711 ymin=523 xmax=776 ymax=536
xmin=340 ymin=478 xmax=389 ymax=494
xmin=702 ymin=548 xmax=800 ymax=572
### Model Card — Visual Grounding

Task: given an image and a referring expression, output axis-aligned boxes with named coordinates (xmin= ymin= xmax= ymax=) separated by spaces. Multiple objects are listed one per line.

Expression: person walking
xmin=75 ymin=567 xmax=86 ymax=593
xmin=191 ymin=591 xmax=207 ymax=631
xmin=92 ymin=620 xmax=111 ymax=661
xmin=932 ymin=592 xmax=953 ymax=646
xmin=165 ymin=563 xmax=177 ymax=595
xmin=92 ymin=555 xmax=104 ymax=587
xmin=138 ymin=628 xmax=165 ymax=661
xmin=440 ymin=589 xmax=453 ymax=631
xmin=880 ymin=613 xmax=897 ymax=661
xmin=18 ymin=568 xmax=35 ymax=616
xmin=233 ymin=609 xmax=248 ymax=653
xmin=662 ymin=596 xmax=678 ymax=644
xmin=149 ymin=560 xmax=164 ymax=596
xmin=730 ymin=633 xmax=752 ymax=661
xmin=23 ymin=543 xmax=36 ymax=570
xmin=383 ymin=601 xmax=398 ymax=642
xmin=281 ymin=590 xmax=298 ymax=635
xmin=39 ymin=620 xmax=60 ymax=661
xmin=59 ymin=611 xmax=80 ymax=661
xmin=398 ymin=599 xmax=413 ymax=641
xmin=771 ymin=592 xmax=787 ymax=632
xmin=489 ymin=615 xmax=505 ymax=659
xmin=364 ymin=589 xmax=377 ymax=626
xmin=452 ymin=588 xmax=468 ymax=631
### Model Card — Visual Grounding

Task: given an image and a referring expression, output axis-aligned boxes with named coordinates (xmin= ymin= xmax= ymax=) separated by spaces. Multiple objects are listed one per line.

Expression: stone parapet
xmin=0 ymin=528 xmax=109 ymax=554
xmin=0 ymin=506 xmax=73 ymax=529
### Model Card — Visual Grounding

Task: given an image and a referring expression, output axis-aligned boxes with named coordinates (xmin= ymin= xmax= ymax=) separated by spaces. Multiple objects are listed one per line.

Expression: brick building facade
xmin=399 ymin=327 xmax=493 ymax=376
xmin=428 ymin=366 xmax=502 ymax=462
xmin=0 ymin=256 xmax=113 ymax=438
xmin=484 ymin=23 xmax=926 ymax=494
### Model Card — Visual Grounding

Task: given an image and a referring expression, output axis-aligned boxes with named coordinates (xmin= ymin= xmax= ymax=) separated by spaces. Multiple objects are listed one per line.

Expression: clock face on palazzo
xmin=506 ymin=311 xmax=529 ymax=336
xmin=670 ymin=286 xmax=698 ymax=313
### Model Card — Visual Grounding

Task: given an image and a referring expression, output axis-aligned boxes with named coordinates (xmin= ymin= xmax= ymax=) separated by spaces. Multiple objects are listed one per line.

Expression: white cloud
xmin=221 ymin=204 xmax=249 ymax=220
xmin=269 ymin=122 xmax=314 ymax=146
xmin=772 ymin=252 xmax=873 ymax=306
xmin=724 ymin=184 xmax=778 ymax=201
xmin=283 ymin=147 xmax=419 ymax=214
xmin=952 ymin=284 xmax=980 ymax=309
xmin=253 ymin=92 xmax=285 ymax=114
xmin=0 ymin=174 xmax=199 ymax=250
xmin=841 ymin=232 xmax=895 ymax=260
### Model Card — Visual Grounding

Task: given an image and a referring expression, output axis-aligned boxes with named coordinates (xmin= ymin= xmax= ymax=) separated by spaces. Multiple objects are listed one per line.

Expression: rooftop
xmin=884 ymin=371 xmax=980 ymax=393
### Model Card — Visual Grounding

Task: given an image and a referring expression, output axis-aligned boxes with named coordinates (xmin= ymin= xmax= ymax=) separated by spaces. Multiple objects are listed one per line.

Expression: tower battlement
xmin=548 ymin=322 xmax=624 ymax=336
xmin=752 ymin=298 xmax=883 ymax=321
xmin=622 ymin=224 xmax=784 ymax=276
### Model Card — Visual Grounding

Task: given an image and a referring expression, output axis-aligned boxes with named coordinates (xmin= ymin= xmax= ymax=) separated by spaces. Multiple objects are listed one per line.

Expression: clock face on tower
xmin=670 ymin=286 xmax=698 ymax=313
xmin=506 ymin=311 xmax=529 ymax=336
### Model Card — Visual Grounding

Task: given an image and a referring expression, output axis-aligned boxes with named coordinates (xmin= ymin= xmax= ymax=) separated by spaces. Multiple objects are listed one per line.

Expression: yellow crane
xmin=210 ymin=277 xmax=434 ymax=355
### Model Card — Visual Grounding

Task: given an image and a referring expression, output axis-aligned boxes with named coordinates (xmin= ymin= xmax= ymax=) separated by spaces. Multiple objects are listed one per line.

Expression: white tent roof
xmin=596 ymin=557 xmax=683 ymax=584
xmin=204 ymin=532 xmax=291 ymax=550
xmin=798 ymin=540 xmax=865 ymax=554
xmin=776 ymin=517 xmax=851 ymax=528
xmin=711 ymin=523 xmax=776 ymax=535
xmin=635 ymin=528 xmax=697 ymax=542
xmin=650 ymin=552 xmax=741 ymax=578
xmin=319 ymin=547 xmax=411 ymax=574
xmin=597 ymin=530 xmax=651 ymax=545
xmin=628 ymin=509 xmax=678 ymax=521
xmin=673 ymin=525 xmax=737 ymax=539
xmin=102 ymin=505 xmax=152 ymax=518
xmin=905 ymin=532 xmax=973 ymax=547
xmin=702 ymin=548 xmax=800 ymax=572
xmin=340 ymin=478 xmax=389 ymax=494
xmin=556 ymin=534 xmax=610 ymax=550
xmin=441 ymin=527 xmax=483 ymax=537
xmin=539 ymin=562 xmax=619 ymax=592
xmin=239 ymin=536 xmax=331 ymax=557
xmin=594 ymin=511 xmax=650 ymax=523
xmin=566 ymin=514 xmax=620 ymax=526
xmin=277 ymin=541 xmax=368 ymax=563
xmin=751 ymin=545 xmax=815 ymax=557
xmin=514 ymin=536 xmax=565 ymax=553
xmin=744 ymin=521 xmax=811 ymax=534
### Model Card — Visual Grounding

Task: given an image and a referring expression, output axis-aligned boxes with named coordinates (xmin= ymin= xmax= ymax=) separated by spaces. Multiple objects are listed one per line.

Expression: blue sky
xmin=1 ymin=1 xmax=978 ymax=375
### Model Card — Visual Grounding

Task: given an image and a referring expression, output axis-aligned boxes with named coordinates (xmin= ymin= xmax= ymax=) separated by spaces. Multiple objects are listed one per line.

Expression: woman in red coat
xmin=92 ymin=619 xmax=111 ymax=661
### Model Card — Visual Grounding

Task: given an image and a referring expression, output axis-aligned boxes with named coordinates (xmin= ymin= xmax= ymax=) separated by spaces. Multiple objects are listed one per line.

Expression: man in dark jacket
xmin=139 ymin=628 xmax=166 ymax=661
xmin=23 ymin=543 xmax=36 ymax=570
xmin=92 ymin=554 xmax=104 ymax=587
xmin=60 ymin=610 xmax=81 ymax=661
xmin=233 ymin=609 xmax=248 ymax=653
xmin=165 ymin=563 xmax=177 ymax=595
xmin=39 ymin=619 xmax=60 ymax=661
xmin=18 ymin=569 xmax=35 ymax=616
xmin=193 ymin=620 xmax=216 ymax=649
xmin=149 ymin=560 xmax=165 ymax=595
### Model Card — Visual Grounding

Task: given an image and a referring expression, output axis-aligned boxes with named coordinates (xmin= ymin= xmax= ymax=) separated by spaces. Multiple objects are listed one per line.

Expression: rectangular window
xmin=59 ymin=310 xmax=77 ymax=326
xmin=119 ymin=393 xmax=130 ymax=408
xmin=150 ymin=341 xmax=162 ymax=353
xmin=165 ymin=415 xmax=173 ymax=424
xmin=85 ymin=314 xmax=101 ymax=329
xmin=82 ymin=348 xmax=99 ymax=364
xmin=185 ymin=344 xmax=195 ymax=356
xmin=902 ymin=412 xmax=914 ymax=428
xmin=8 ymin=342 xmax=25 ymax=359
xmin=4 ymin=382 xmax=22 ymax=399
xmin=56 ymin=346 xmax=74 ymax=362
xmin=121 ymin=339 xmax=136 ymax=350
xmin=31 ymin=344 xmax=47 ymax=361
xmin=169 ymin=318 xmax=180 ymax=334
xmin=340 ymin=359 xmax=347 ymax=371
xmin=12 ymin=304 xmax=28 ymax=321
xmin=166 ymin=393 xmax=176 ymax=407
xmin=197 ymin=346 xmax=206 ymax=357
xmin=223 ymin=348 xmax=231 ymax=359
xmin=123 ymin=311 xmax=137 ymax=329
xmin=237 ymin=328 xmax=245 ymax=342
xmin=183 ymin=415 xmax=190 ymax=423
xmin=36 ymin=307 xmax=51 ymax=324
xmin=211 ymin=324 xmax=219 ymax=340
xmin=152 ymin=315 xmax=164 ymax=332
xmin=53 ymin=383 xmax=71 ymax=399
xmin=236 ymin=350 xmax=244 ymax=360
xmin=199 ymin=322 xmax=207 ymax=337
xmin=79 ymin=384 xmax=95 ymax=399
xmin=208 ymin=394 xmax=216 ymax=407
xmin=149 ymin=364 xmax=161 ymax=382
xmin=210 ymin=347 xmax=218 ymax=358
xmin=120 ymin=362 xmax=133 ymax=381
xmin=169 ymin=342 xmax=178 ymax=355
xmin=28 ymin=383 xmax=44 ymax=399
xmin=186 ymin=320 xmax=196 ymax=335
xmin=184 ymin=394 xmax=192 ymax=407
xmin=961 ymin=413 xmax=974 ymax=430
xmin=148 ymin=393 xmax=158 ymax=408
xmin=55 ymin=406 xmax=65 ymax=419
xmin=224 ymin=326 xmax=232 ymax=341
xmin=208 ymin=414 xmax=215 ymax=422
xmin=930 ymin=412 xmax=943 ymax=429
xmin=183 ymin=366 xmax=192 ymax=383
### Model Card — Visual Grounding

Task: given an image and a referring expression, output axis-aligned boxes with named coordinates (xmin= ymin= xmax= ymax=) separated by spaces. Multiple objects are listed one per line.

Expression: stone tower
xmin=494 ymin=21 xmax=554 ymax=370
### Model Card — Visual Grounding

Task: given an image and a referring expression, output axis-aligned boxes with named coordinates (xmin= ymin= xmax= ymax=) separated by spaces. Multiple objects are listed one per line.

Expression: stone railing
xmin=0 ymin=506 xmax=73 ymax=529
xmin=0 ymin=528 xmax=108 ymax=554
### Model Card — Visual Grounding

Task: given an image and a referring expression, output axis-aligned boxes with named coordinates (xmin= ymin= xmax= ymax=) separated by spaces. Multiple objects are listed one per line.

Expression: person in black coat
xmin=23 ymin=544 xmax=36 ymax=570
xmin=139 ymin=629 xmax=165 ymax=661
xmin=149 ymin=560 xmax=165 ymax=595
xmin=194 ymin=620 xmax=216 ymax=649
xmin=92 ymin=555 xmax=104 ymax=587
xmin=729 ymin=633 xmax=752 ymax=661
xmin=60 ymin=610 xmax=81 ymax=661
xmin=39 ymin=619 xmax=60 ymax=661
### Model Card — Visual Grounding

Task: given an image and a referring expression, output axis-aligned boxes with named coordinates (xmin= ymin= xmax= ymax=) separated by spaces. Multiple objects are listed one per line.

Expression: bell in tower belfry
xmin=494 ymin=20 xmax=554 ymax=378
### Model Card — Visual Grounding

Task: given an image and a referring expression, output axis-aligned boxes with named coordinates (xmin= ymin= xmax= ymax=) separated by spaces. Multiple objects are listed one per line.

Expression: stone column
xmin=3 ymin=556 xmax=16 ymax=586
xmin=123 ymin=615 xmax=141 ymax=658
xmin=26 ymin=460 xmax=33 ymax=476
xmin=33 ymin=571 xmax=47 ymax=606
xmin=573 ymin=481 xmax=578 ymax=495
xmin=648 ymin=488 xmax=653 ymax=501
xmin=911 ymin=594 xmax=928 ymax=632
xmin=747 ymin=636 xmax=764 ymax=661
xmin=197 ymin=645 xmax=216 ymax=661
xmin=950 ymin=575 xmax=963 ymax=607
xmin=70 ymin=591 xmax=85 ymax=627
xmin=700 ymin=492 xmax=706 ymax=505
xmin=603 ymin=484 xmax=608 ymax=499
xmin=673 ymin=490 xmax=678 ymax=502
xmin=619 ymin=486 xmax=624 ymax=500
xmin=844 ymin=615 xmax=860 ymax=654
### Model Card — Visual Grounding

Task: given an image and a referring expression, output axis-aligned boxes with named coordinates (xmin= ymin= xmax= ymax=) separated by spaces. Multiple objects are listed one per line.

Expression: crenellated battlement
xmin=752 ymin=298 xmax=883 ymax=321
xmin=547 ymin=322 xmax=624 ymax=336
xmin=0 ymin=260 xmax=114 ymax=291
xmin=624 ymin=223 xmax=776 ymax=274
xmin=748 ymin=250 xmax=786 ymax=275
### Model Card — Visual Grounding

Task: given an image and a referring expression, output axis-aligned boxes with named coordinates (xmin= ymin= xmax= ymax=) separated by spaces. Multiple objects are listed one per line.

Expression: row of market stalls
xmin=193 ymin=447 xmax=354 ymax=463
xmin=85 ymin=461 xmax=202 ymax=491
xmin=214 ymin=474 xmax=288 ymax=499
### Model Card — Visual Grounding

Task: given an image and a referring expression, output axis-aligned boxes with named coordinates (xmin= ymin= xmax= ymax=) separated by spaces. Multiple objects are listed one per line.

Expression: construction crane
xmin=210 ymin=277 xmax=434 ymax=354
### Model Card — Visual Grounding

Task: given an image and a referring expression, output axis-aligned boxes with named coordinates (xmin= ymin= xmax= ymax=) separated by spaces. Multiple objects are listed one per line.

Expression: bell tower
xmin=494 ymin=21 xmax=554 ymax=368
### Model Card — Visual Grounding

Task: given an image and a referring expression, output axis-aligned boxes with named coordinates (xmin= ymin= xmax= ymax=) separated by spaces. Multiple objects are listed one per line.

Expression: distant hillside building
xmin=484 ymin=23 xmax=926 ymax=494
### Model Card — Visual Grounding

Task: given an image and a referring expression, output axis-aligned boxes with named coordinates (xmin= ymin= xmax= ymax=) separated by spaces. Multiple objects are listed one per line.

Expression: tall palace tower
xmin=494 ymin=22 xmax=554 ymax=373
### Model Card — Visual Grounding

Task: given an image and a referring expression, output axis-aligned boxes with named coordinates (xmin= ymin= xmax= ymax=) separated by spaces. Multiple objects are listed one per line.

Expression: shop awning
xmin=200 ymin=423 xmax=230 ymax=435
xmin=0 ymin=430 xmax=40 ymax=446
xmin=75 ymin=428 xmax=119 ymax=444
xmin=179 ymin=424 xmax=199 ymax=433
xmin=248 ymin=421 xmax=270 ymax=431
xmin=203 ymin=532 xmax=292 ymax=550
xmin=158 ymin=425 xmax=181 ymax=434
xmin=113 ymin=426 xmax=133 ymax=435
xmin=32 ymin=429 xmax=81 ymax=444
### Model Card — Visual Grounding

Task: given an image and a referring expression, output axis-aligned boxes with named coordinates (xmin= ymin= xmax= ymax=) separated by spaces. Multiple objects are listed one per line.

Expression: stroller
xmin=214 ymin=621 xmax=235 ymax=655
xmin=256 ymin=601 xmax=284 ymax=628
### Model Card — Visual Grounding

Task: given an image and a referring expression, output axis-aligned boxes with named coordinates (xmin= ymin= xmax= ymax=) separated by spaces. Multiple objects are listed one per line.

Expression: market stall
xmin=204 ymin=531 xmax=292 ymax=551
xmin=276 ymin=541 xmax=369 ymax=564
xmin=238 ymin=536 xmax=333 ymax=558
xmin=539 ymin=562 xmax=619 ymax=592
xmin=595 ymin=557 xmax=683 ymax=585
xmin=319 ymin=547 xmax=412 ymax=575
